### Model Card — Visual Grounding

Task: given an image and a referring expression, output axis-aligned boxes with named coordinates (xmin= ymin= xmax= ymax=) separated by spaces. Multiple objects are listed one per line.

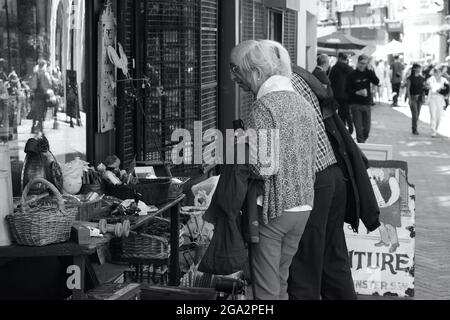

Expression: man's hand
xmin=356 ymin=89 xmax=368 ymax=97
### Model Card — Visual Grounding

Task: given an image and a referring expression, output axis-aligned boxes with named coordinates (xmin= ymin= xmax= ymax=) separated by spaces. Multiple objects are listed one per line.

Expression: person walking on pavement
xmin=440 ymin=64 xmax=450 ymax=110
xmin=329 ymin=52 xmax=354 ymax=134
xmin=426 ymin=67 xmax=449 ymax=137
xmin=374 ymin=60 xmax=384 ymax=104
xmin=313 ymin=54 xmax=333 ymax=97
xmin=347 ymin=54 xmax=380 ymax=143
xmin=29 ymin=59 xmax=52 ymax=134
xmin=391 ymin=55 xmax=404 ymax=107
xmin=406 ymin=63 xmax=426 ymax=135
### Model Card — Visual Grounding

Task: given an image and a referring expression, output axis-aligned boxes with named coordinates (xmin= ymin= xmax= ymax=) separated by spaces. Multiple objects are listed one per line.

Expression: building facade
xmin=401 ymin=0 xmax=447 ymax=63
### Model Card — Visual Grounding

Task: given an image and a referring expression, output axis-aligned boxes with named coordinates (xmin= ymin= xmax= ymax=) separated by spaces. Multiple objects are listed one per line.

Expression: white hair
xmin=230 ymin=40 xmax=286 ymax=82
xmin=258 ymin=40 xmax=292 ymax=77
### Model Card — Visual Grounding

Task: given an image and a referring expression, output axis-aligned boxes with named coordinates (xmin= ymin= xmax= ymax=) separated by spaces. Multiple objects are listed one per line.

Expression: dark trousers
xmin=350 ymin=104 xmax=371 ymax=143
xmin=336 ymin=98 xmax=353 ymax=133
xmin=288 ymin=164 xmax=357 ymax=300
xmin=409 ymin=95 xmax=422 ymax=133
xmin=392 ymin=83 xmax=401 ymax=105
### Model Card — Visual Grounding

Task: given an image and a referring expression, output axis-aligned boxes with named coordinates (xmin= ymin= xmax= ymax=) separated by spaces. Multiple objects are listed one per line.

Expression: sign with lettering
xmin=345 ymin=160 xmax=415 ymax=297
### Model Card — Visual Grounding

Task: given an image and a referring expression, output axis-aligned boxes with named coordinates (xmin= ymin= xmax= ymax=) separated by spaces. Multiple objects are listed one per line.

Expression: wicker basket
xmin=6 ymin=178 xmax=77 ymax=246
xmin=120 ymin=216 xmax=183 ymax=260
xmin=63 ymin=195 xmax=106 ymax=221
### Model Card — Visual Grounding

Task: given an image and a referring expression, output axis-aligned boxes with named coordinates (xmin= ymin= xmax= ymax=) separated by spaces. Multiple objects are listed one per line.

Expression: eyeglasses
xmin=230 ymin=63 xmax=244 ymax=85
xmin=230 ymin=63 xmax=240 ymax=75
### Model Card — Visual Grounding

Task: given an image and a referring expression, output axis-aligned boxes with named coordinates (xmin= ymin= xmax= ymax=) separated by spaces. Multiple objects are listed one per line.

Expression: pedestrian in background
xmin=374 ymin=60 xmax=384 ymax=104
xmin=406 ymin=63 xmax=426 ymax=135
xmin=390 ymin=55 xmax=404 ymax=107
xmin=426 ymin=67 xmax=449 ymax=137
xmin=368 ymin=57 xmax=377 ymax=106
xmin=329 ymin=52 xmax=354 ymax=133
xmin=347 ymin=54 xmax=380 ymax=143
xmin=313 ymin=54 xmax=333 ymax=97
xmin=382 ymin=60 xmax=392 ymax=102
xmin=440 ymin=64 xmax=450 ymax=111
xmin=29 ymin=59 xmax=52 ymax=134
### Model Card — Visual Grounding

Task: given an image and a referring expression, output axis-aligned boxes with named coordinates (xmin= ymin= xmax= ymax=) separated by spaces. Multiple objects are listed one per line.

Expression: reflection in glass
xmin=0 ymin=0 xmax=87 ymax=195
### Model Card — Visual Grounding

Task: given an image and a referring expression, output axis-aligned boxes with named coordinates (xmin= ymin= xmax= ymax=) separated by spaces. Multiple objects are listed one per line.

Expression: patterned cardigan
xmin=247 ymin=91 xmax=318 ymax=225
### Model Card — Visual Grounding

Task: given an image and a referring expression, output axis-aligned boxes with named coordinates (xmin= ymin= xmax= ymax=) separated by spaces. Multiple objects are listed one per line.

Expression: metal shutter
xmin=116 ymin=0 xmax=137 ymax=169
xmin=200 ymin=0 xmax=219 ymax=166
xmin=283 ymin=9 xmax=297 ymax=65
xmin=116 ymin=0 xmax=218 ymax=173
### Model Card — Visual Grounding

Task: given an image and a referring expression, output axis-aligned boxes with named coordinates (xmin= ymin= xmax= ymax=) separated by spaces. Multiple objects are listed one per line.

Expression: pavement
xmin=363 ymin=99 xmax=450 ymax=300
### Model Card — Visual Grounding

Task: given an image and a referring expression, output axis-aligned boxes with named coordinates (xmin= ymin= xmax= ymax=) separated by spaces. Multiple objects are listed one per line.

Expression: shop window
xmin=0 ymin=0 xmax=87 ymax=196
xmin=268 ymin=9 xmax=283 ymax=43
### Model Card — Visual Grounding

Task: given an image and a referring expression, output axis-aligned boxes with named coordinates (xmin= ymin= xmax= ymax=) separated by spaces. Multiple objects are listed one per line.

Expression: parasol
xmin=372 ymin=40 xmax=404 ymax=57
xmin=317 ymin=31 xmax=370 ymax=50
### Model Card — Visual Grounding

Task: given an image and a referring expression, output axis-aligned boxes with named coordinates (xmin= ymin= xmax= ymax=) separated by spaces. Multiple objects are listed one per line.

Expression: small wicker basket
xmin=120 ymin=216 xmax=183 ymax=260
xmin=6 ymin=178 xmax=77 ymax=246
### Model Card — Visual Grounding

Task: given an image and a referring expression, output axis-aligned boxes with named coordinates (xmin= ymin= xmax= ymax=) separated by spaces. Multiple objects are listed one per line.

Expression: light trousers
xmin=428 ymin=93 xmax=445 ymax=135
xmin=251 ymin=210 xmax=311 ymax=300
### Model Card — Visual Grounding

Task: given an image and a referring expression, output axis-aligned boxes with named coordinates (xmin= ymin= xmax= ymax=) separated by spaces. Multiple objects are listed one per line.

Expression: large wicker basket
xmin=6 ymin=178 xmax=77 ymax=246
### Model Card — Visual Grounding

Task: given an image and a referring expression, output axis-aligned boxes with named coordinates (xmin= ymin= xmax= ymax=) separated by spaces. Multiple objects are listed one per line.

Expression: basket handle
xmin=21 ymin=178 xmax=66 ymax=213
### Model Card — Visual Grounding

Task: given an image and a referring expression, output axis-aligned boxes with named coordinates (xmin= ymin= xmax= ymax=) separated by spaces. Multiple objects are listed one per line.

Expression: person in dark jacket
xmin=263 ymin=41 xmax=380 ymax=300
xmin=406 ymin=63 xmax=426 ymax=135
xmin=329 ymin=52 xmax=354 ymax=134
xmin=347 ymin=54 xmax=380 ymax=143
xmin=390 ymin=55 xmax=405 ymax=107
xmin=313 ymin=54 xmax=333 ymax=97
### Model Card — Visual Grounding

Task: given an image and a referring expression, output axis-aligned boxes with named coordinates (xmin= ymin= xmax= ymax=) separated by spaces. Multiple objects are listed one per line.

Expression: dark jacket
xmin=292 ymin=65 xmax=380 ymax=233
xmin=329 ymin=61 xmax=354 ymax=100
xmin=346 ymin=68 xmax=379 ymax=105
xmin=313 ymin=66 xmax=333 ymax=97
xmin=199 ymin=144 xmax=262 ymax=275
xmin=391 ymin=61 xmax=404 ymax=84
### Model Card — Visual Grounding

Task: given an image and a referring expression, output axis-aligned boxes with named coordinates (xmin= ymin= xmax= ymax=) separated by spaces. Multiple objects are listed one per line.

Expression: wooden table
xmin=0 ymin=195 xmax=185 ymax=300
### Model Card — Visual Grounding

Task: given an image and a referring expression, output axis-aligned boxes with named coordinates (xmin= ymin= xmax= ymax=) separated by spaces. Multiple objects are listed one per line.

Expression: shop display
xmin=21 ymin=134 xmax=63 ymax=194
xmin=6 ymin=178 xmax=77 ymax=246
xmin=61 ymin=157 xmax=89 ymax=195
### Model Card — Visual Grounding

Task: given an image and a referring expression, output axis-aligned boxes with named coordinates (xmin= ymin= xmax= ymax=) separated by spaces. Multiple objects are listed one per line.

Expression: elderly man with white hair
xmin=229 ymin=40 xmax=319 ymax=300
